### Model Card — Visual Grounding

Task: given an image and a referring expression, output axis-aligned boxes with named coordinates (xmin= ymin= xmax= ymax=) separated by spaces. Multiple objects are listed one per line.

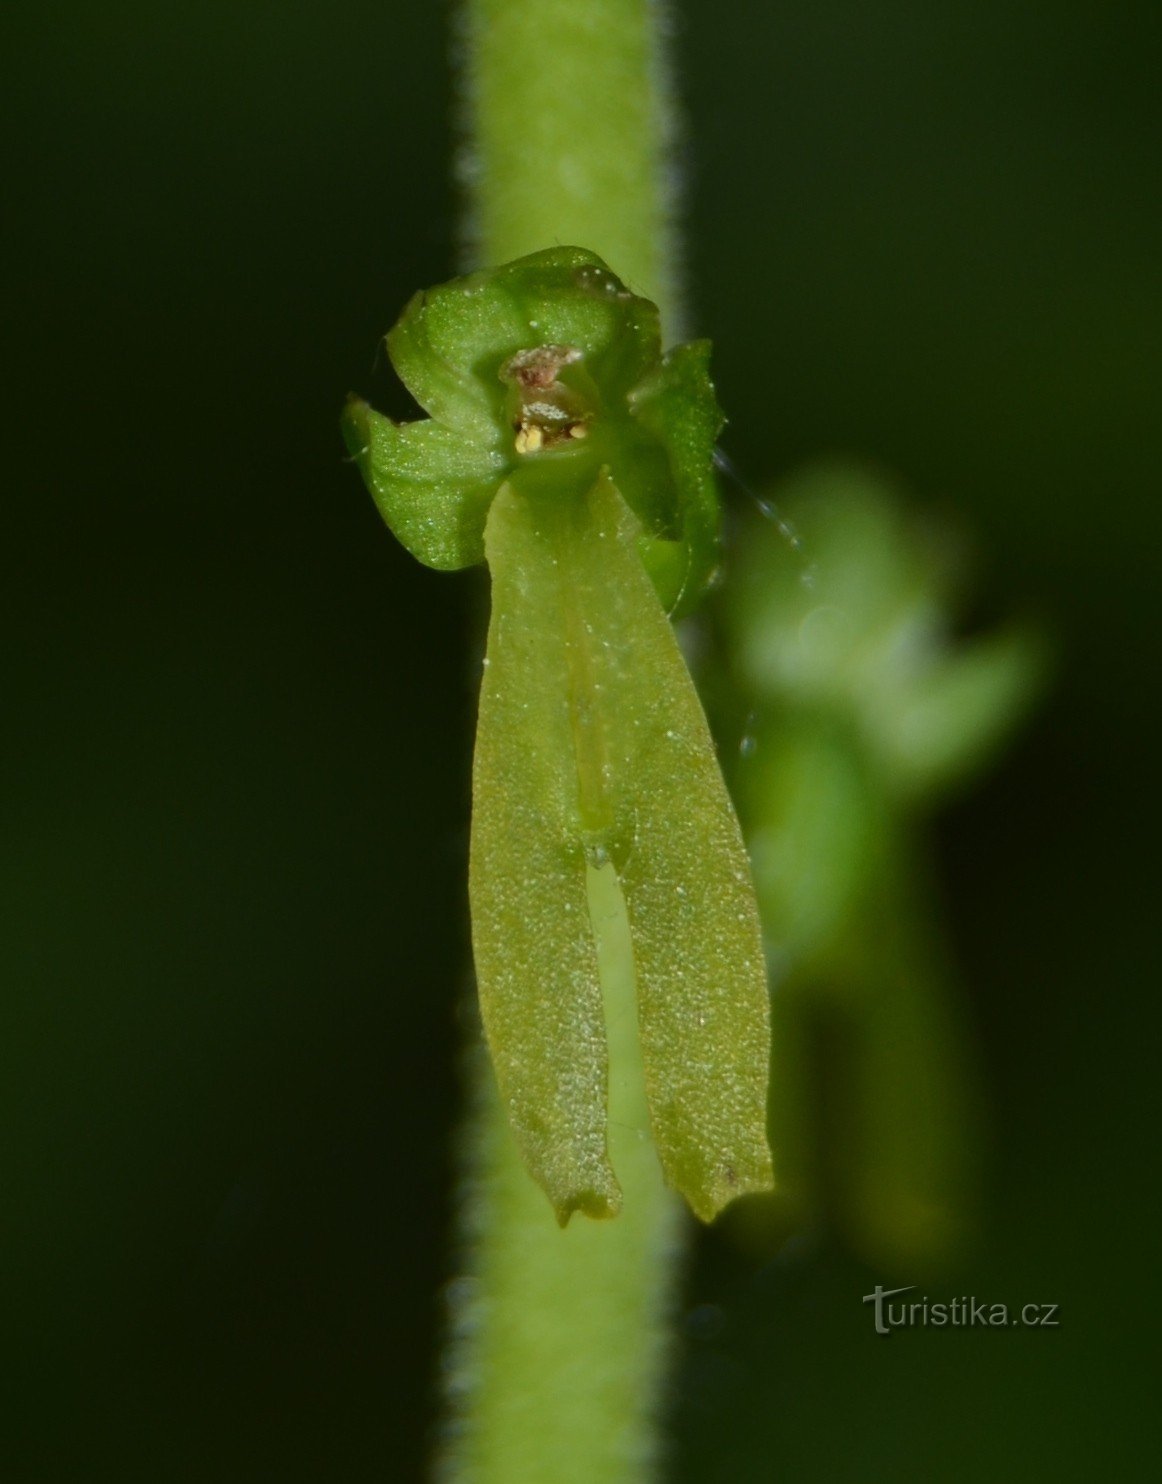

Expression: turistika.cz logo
xmin=863 ymin=1285 xmax=1060 ymax=1336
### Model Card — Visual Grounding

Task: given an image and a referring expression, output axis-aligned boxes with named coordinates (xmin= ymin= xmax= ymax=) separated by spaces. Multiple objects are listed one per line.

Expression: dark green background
xmin=3 ymin=2 xmax=1156 ymax=1478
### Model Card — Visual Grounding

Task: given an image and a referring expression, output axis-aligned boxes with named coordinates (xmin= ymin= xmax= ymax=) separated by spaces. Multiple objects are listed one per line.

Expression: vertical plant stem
xmin=458 ymin=0 xmax=679 ymax=324
xmin=441 ymin=3 xmax=686 ymax=1479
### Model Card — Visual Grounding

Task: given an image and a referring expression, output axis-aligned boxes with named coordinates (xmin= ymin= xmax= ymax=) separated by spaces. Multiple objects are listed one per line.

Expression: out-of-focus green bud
xmin=342 ymin=246 xmax=725 ymax=614
xmin=731 ymin=463 xmax=1045 ymax=805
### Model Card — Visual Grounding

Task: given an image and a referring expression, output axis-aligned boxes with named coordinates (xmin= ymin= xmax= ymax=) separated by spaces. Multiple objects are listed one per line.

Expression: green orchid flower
xmin=343 ymin=247 xmax=773 ymax=1224
xmin=342 ymin=245 xmax=721 ymax=614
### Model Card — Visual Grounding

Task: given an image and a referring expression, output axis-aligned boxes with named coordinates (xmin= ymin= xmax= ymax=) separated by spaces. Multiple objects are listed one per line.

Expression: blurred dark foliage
xmin=1 ymin=2 xmax=1157 ymax=1479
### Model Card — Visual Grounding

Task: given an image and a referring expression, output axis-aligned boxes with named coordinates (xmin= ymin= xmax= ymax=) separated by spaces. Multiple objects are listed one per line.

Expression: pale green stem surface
xmin=459 ymin=0 xmax=678 ymax=326
xmin=442 ymin=1 xmax=686 ymax=1479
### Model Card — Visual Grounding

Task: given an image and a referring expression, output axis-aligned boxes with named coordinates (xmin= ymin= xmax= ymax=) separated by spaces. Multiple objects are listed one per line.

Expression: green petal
xmin=386 ymin=287 xmax=522 ymax=445
xmin=628 ymin=340 xmax=724 ymax=613
xmin=471 ymin=470 xmax=772 ymax=1224
xmin=342 ymin=396 xmax=504 ymax=570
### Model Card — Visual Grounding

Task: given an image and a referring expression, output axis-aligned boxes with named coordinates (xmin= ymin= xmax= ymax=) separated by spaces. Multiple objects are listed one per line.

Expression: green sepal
xmin=341 ymin=395 xmax=504 ymax=571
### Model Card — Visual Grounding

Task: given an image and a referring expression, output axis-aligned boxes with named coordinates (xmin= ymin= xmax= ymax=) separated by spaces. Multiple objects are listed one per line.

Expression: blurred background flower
xmin=720 ymin=463 xmax=1045 ymax=1274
